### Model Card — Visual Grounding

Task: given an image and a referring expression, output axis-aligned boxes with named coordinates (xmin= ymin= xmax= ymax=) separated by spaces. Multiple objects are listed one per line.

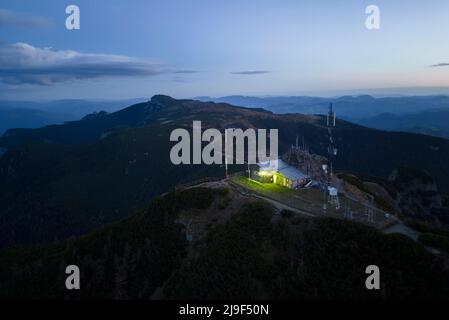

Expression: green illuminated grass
xmin=232 ymin=175 xmax=290 ymax=194
xmin=231 ymin=174 xmax=336 ymax=216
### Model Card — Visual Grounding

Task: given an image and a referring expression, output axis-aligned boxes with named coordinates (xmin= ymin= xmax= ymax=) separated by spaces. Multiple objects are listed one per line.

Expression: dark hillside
xmin=1 ymin=187 xmax=447 ymax=300
xmin=1 ymin=96 xmax=449 ymax=247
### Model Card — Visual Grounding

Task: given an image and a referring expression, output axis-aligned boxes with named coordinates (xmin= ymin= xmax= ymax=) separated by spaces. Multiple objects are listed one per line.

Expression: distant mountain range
xmin=4 ymin=95 xmax=449 ymax=141
xmin=196 ymin=95 xmax=449 ymax=120
xmin=358 ymin=109 xmax=449 ymax=139
xmin=0 ymin=99 xmax=146 ymax=135
xmin=197 ymin=95 xmax=449 ymax=139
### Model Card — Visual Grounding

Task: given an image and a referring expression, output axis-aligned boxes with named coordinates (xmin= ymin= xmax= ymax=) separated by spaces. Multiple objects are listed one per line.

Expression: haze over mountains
xmin=196 ymin=95 xmax=449 ymax=119
xmin=359 ymin=109 xmax=449 ymax=139
xmin=197 ymin=95 xmax=449 ymax=139
xmin=4 ymin=95 xmax=449 ymax=140
xmin=0 ymin=99 xmax=146 ymax=135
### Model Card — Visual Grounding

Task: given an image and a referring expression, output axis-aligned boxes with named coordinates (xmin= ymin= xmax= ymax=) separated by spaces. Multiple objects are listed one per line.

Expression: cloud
xmin=172 ymin=76 xmax=189 ymax=83
xmin=229 ymin=70 xmax=272 ymax=75
xmin=173 ymin=70 xmax=199 ymax=74
xmin=0 ymin=42 xmax=197 ymax=85
xmin=429 ymin=63 xmax=449 ymax=67
xmin=0 ymin=9 xmax=52 ymax=29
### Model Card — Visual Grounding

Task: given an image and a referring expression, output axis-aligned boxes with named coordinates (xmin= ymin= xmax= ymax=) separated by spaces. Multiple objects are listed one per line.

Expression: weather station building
xmin=252 ymin=159 xmax=309 ymax=189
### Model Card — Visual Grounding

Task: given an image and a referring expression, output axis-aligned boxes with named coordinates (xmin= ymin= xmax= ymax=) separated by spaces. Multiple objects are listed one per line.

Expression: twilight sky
xmin=1 ymin=0 xmax=449 ymax=100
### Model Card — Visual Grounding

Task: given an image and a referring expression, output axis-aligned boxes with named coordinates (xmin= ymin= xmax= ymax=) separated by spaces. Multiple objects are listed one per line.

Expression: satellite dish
xmin=328 ymin=187 xmax=338 ymax=196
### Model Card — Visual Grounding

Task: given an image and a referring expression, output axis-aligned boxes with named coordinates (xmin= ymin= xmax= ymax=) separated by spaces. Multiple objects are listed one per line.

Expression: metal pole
xmin=224 ymin=129 xmax=228 ymax=179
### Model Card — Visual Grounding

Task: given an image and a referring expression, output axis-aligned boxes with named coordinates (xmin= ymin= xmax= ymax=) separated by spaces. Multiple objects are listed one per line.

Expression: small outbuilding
xmin=252 ymin=159 xmax=309 ymax=189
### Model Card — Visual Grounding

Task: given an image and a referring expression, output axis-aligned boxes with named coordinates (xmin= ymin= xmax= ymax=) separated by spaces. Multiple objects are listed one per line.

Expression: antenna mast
xmin=224 ymin=129 xmax=229 ymax=179
xmin=324 ymin=103 xmax=338 ymax=210
xmin=326 ymin=103 xmax=336 ymax=181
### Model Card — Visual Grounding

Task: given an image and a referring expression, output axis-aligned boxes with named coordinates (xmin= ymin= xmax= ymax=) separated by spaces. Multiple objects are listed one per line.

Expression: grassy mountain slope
xmin=0 ymin=124 xmax=225 ymax=247
xmin=0 ymin=100 xmax=167 ymax=147
xmin=1 ymin=95 xmax=449 ymax=248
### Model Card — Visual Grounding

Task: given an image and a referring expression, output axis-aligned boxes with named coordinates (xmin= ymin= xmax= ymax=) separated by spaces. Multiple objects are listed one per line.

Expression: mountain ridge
xmin=1 ymin=95 xmax=449 ymax=248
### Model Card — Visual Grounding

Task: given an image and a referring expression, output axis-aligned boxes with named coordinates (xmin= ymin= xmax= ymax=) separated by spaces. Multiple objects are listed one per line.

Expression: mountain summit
xmin=0 ymin=96 xmax=449 ymax=247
